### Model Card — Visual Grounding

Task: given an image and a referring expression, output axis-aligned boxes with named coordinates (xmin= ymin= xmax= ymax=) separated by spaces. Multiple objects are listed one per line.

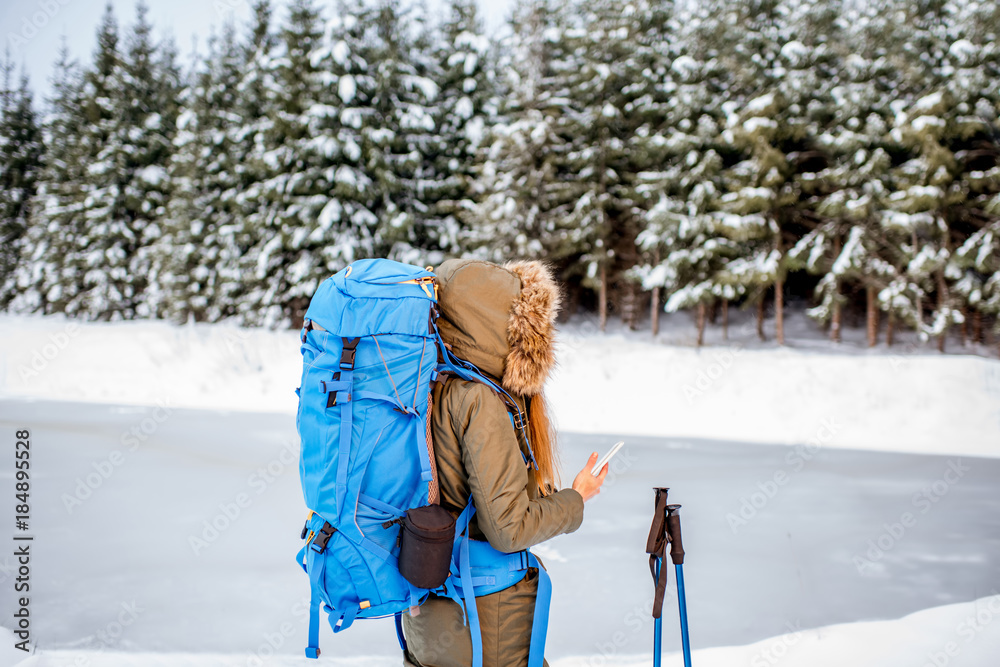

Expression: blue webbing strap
xmin=358 ymin=493 xmax=405 ymax=516
xmin=335 ymin=370 xmax=353 ymax=516
xmin=306 ymin=594 xmax=321 ymax=659
xmin=332 ymin=605 xmax=358 ymax=634
xmin=526 ymin=551 xmax=552 ymax=667
xmin=457 ymin=507 xmax=483 ymax=667
xmin=395 ymin=611 xmax=407 ymax=652
xmin=334 ymin=337 xmax=359 ymax=517
xmin=299 ymin=542 xmax=327 ymax=658
xmin=445 ymin=502 xmax=551 ymax=667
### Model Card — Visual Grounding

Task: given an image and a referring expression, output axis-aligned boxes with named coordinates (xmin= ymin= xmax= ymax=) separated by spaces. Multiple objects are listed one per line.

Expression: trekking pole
xmin=645 ymin=488 xmax=670 ymax=667
xmin=666 ymin=504 xmax=692 ymax=667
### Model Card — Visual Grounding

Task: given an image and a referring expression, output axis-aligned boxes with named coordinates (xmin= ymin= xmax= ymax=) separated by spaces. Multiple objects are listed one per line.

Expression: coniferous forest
xmin=1 ymin=0 xmax=999 ymax=353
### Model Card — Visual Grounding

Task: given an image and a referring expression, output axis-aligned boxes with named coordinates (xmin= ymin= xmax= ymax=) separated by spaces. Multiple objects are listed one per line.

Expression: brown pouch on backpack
xmin=398 ymin=504 xmax=455 ymax=589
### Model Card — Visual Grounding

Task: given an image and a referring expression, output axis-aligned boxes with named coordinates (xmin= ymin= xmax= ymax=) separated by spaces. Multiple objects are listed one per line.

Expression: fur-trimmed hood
xmin=434 ymin=259 xmax=561 ymax=397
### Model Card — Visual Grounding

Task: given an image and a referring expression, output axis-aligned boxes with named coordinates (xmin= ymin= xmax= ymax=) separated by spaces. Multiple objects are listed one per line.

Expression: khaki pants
xmin=401 ymin=568 xmax=549 ymax=667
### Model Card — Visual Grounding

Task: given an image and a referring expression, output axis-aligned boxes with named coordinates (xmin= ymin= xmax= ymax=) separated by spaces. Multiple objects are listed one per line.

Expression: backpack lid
xmin=305 ymin=259 xmax=437 ymax=338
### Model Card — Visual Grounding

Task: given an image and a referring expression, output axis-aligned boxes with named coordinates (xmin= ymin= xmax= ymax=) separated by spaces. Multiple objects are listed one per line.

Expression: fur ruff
xmin=501 ymin=261 xmax=561 ymax=396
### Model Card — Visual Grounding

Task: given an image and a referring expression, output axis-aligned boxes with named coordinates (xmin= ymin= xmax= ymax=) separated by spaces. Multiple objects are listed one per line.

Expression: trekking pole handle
xmin=666 ymin=504 xmax=685 ymax=565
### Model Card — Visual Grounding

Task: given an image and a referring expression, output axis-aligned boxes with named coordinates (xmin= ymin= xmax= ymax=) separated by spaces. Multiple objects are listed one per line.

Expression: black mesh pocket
xmin=398 ymin=504 xmax=455 ymax=589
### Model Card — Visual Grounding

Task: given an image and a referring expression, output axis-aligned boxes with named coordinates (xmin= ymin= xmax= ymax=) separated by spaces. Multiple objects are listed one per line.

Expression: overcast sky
xmin=1 ymin=0 xmax=512 ymax=102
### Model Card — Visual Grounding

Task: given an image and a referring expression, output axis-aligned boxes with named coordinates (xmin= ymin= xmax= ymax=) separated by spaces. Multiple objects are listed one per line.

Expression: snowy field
xmin=2 ymin=311 xmax=998 ymax=457
xmin=1 ymin=313 xmax=999 ymax=667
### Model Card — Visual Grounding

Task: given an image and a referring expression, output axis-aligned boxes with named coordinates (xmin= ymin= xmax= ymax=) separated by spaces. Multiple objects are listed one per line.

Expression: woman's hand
xmin=571 ymin=452 xmax=608 ymax=502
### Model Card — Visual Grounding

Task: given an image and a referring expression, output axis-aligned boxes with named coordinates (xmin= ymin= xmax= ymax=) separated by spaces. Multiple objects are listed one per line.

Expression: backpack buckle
xmin=311 ymin=521 xmax=337 ymax=554
xmin=340 ymin=337 xmax=360 ymax=369
xmin=511 ymin=408 xmax=527 ymax=432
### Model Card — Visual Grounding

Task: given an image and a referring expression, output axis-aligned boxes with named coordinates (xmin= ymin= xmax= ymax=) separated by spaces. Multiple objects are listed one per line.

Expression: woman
xmin=402 ymin=258 xmax=607 ymax=667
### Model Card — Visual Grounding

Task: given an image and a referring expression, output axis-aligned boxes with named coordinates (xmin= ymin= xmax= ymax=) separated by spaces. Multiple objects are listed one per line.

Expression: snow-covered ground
xmin=1 ymin=313 xmax=998 ymax=667
xmin=1 ymin=312 xmax=998 ymax=458
xmin=4 ymin=598 xmax=1000 ymax=667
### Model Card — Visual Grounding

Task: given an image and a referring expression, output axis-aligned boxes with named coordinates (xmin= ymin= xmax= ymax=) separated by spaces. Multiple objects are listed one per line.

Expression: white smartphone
xmin=591 ymin=441 xmax=625 ymax=475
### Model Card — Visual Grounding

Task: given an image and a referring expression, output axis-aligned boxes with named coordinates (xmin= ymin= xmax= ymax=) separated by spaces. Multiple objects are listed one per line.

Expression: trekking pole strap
xmin=645 ymin=487 xmax=670 ymax=619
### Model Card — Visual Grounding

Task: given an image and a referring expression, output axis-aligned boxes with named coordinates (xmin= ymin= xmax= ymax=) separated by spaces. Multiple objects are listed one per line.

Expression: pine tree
xmin=426 ymin=0 xmax=495 ymax=261
xmin=882 ymin=0 xmax=960 ymax=351
xmin=633 ymin=0 xmax=740 ymax=342
xmin=241 ymin=0 xmax=327 ymax=326
xmin=13 ymin=41 xmax=83 ymax=315
xmin=156 ymin=22 xmax=247 ymax=323
xmin=229 ymin=0 xmax=278 ymax=322
xmin=0 ymin=57 xmax=43 ymax=309
xmin=363 ymin=0 xmax=441 ymax=263
xmin=22 ymin=10 xmax=122 ymax=319
xmin=463 ymin=1 xmax=578 ymax=273
xmin=787 ymin=0 xmax=896 ymax=344
xmin=941 ymin=0 xmax=1000 ymax=348
xmin=63 ymin=1 xmax=179 ymax=320
xmin=708 ymin=1 xmax=801 ymax=343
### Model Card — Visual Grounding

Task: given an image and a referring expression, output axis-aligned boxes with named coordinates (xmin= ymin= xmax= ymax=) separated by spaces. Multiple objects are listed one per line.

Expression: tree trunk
xmin=757 ymin=297 xmax=766 ymax=341
xmin=912 ymin=230 xmax=923 ymax=336
xmin=936 ymin=269 xmax=947 ymax=353
xmin=621 ymin=283 xmax=638 ymax=331
xmin=696 ymin=302 xmax=706 ymax=347
xmin=651 ymin=286 xmax=660 ymax=337
xmin=831 ymin=232 xmax=842 ymax=343
xmin=972 ymin=309 xmax=982 ymax=344
xmin=775 ymin=279 xmax=785 ymax=346
xmin=599 ymin=263 xmax=608 ymax=333
xmin=651 ymin=248 xmax=661 ymax=337
xmin=831 ymin=300 xmax=842 ymax=343
xmin=866 ymin=285 xmax=878 ymax=347
xmin=960 ymin=307 xmax=968 ymax=347
xmin=722 ymin=300 xmax=729 ymax=341
xmin=709 ymin=301 xmax=718 ymax=324
xmin=886 ymin=309 xmax=895 ymax=347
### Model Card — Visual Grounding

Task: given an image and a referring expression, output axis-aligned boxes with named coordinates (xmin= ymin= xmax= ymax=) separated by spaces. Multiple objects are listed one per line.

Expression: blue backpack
xmin=295 ymin=259 xmax=551 ymax=665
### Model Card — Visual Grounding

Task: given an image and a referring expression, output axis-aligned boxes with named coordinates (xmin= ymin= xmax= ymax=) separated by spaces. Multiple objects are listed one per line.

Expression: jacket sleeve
xmin=454 ymin=382 xmax=585 ymax=553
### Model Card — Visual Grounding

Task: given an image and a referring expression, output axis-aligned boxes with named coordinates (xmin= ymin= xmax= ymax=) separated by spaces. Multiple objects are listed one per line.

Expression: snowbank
xmin=0 ymin=313 xmax=997 ymax=458
xmin=554 ymin=594 xmax=1000 ymax=667
xmin=8 ymin=595 xmax=1000 ymax=666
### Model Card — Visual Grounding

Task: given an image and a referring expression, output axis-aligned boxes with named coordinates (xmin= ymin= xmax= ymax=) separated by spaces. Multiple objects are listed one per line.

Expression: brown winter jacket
xmin=402 ymin=259 xmax=585 ymax=667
